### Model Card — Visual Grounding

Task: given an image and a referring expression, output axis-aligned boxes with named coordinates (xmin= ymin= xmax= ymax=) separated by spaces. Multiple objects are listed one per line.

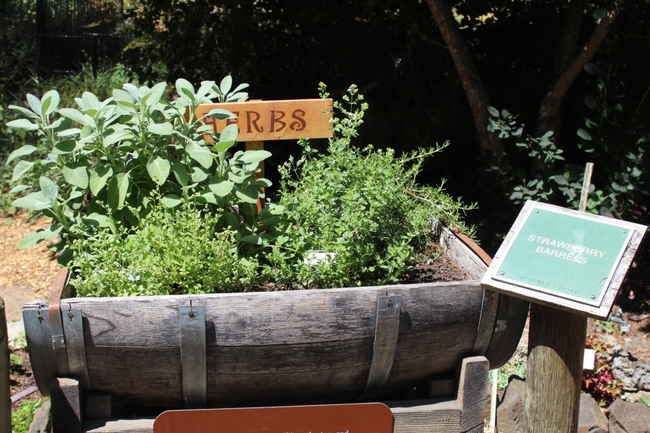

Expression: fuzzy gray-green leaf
xmin=147 ymin=156 xmax=171 ymax=186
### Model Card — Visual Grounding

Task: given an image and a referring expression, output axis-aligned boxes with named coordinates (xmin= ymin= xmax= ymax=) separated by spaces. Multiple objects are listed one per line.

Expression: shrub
xmin=5 ymin=76 xmax=277 ymax=265
xmin=263 ymin=84 xmax=475 ymax=288
xmin=70 ymin=197 xmax=258 ymax=296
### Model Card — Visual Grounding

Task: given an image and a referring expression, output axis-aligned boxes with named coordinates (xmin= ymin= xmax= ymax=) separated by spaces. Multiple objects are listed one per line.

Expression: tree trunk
xmin=425 ymin=0 xmax=508 ymax=170
xmin=535 ymin=2 xmax=623 ymax=138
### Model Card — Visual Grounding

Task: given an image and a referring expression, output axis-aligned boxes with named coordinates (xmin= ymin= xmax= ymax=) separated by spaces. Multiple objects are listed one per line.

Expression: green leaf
xmin=148 ymin=121 xmax=174 ymax=136
xmin=62 ymin=164 xmax=89 ymax=189
xmin=41 ymin=90 xmax=60 ymax=116
xmin=161 ymin=194 xmax=182 ymax=208
xmin=186 ymin=141 xmax=214 ymax=169
xmin=219 ymin=123 xmax=239 ymax=142
xmin=205 ymin=108 xmax=236 ymax=120
xmin=235 ymin=185 xmax=260 ymax=204
xmin=191 ymin=167 xmax=209 ymax=183
xmin=577 ymin=129 xmax=592 ymax=141
xmin=12 ymin=160 xmax=34 ymax=181
xmin=26 ymin=94 xmax=42 ymax=116
xmin=18 ymin=226 xmax=61 ymax=249
xmin=6 ymin=118 xmax=39 ymax=131
xmin=197 ymin=190 xmax=218 ymax=204
xmin=108 ymin=172 xmax=130 ymax=210
xmin=230 ymin=83 xmax=250 ymax=95
xmin=8 ymin=104 xmax=39 ymax=119
xmin=53 ymin=139 xmax=78 ymax=154
xmin=82 ymin=213 xmax=116 ymax=231
xmin=39 ymin=177 xmax=59 ymax=201
xmin=252 ymin=178 xmax=272 ymax=188
xmin=104 ymin=129 xmax=132 ymax=146
xmin=122 ymin=83 xmax=142 ymax=101
xmin=241 ymin=234 xmax=263 ymax=245
xmin=176 ymin=78 xmax=195 ymax=99
xmin=147 ymin=156 xmax=171 ymax=186
xmin=59 ymin=108 xmax=89 ymax=125
xmin=171 ymin=162 xmax=190 ymax=186
xmin=6 ymin=145 xmax=37 ymax=165
xmin=143 ymin=82 xmax=167 ymax=106
xmin=239 ymin=150 xmax=272 ymax=165
xmin=9 ymin=185 xmax=30 ymax=194
xmin=209 ymin=178 xmax=234 ymax=197
xmin=220 ymin=75 xmax=233 ymax=96
xmin=89 ymin=166 xmax=113 ymax=195
xmin=57 ymin=128 xmax=82 ymax=138
xmin=12 ymin=191 xmax=51 ymax=211
xmin=83 ymin=91 xmax=102 ymax=109
xmin=487 ymin=106 xmax=499 ymax=117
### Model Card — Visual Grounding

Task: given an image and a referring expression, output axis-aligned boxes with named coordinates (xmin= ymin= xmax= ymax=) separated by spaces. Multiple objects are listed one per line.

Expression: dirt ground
xmin=0 ymin=214 xmax=59 ymax=322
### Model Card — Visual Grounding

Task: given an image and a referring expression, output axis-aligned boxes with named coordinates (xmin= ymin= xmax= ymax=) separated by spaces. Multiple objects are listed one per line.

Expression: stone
xmin=578 ymin=393 xmax=608 ymax=433
xmin=497 ymin=377 xmax=525 ymax=433
xmin=28 ymin=399 xmax=51 ymax=433
xmin=609 ymin=398 xmax=650 ymax=433
xmin=613 ymin=355 xmax=650 ymax=392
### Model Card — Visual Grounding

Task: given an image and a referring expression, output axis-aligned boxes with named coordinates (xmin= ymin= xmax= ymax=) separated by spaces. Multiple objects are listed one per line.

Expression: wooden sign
xmin=482 ymin=200 xmax=646 ymax=319
xmin=196 ymin=99 xmax=333 ymax=142
xmin=153 ymin=403 xmax=394 ymax=433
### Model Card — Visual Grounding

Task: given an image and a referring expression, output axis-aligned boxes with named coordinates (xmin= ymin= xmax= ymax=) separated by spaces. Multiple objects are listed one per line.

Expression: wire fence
xmin=37 ymin=0 xmax=125 ymax=73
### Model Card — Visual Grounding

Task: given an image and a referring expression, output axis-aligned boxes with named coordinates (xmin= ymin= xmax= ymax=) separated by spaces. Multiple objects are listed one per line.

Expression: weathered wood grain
xmin=23 ymin=224 xmax=527 ymax=419
xmin=52 ymin=282 xmax=484 ymax=406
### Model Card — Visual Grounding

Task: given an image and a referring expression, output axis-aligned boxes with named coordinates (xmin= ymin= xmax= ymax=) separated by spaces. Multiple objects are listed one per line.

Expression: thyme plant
xmin=264 ymin=84 xmax=475 ymax=288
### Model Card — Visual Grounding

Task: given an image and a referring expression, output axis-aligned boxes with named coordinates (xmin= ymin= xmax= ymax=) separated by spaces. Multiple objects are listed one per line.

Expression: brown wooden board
xmin=153 ymin=403 xmax=393 ymax=433
xmin=196 ymin=99 xmax=333 ymax=142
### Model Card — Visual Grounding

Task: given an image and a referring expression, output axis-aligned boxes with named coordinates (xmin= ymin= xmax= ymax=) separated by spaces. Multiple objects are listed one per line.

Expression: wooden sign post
xmin=482 ymin=194 xmax=646 ymax=431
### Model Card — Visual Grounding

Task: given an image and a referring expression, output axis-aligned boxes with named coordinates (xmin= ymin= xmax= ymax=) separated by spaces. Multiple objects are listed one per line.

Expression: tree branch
xmin=425 ymin=0 xmax=508 ymax=169
xmin=536 ymin=2 xmax=623 ymax=136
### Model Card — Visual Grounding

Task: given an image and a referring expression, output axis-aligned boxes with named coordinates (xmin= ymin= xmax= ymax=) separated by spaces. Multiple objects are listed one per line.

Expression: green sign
xmin=493 ymin=206 xmax=632 ymax=306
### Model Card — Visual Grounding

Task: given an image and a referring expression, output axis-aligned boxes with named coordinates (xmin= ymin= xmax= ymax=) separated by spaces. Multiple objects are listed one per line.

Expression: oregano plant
xmin=6 ymin=76 xmax=280 ymax=264
xmin=264 ymin=84 xmax=475 ymax=288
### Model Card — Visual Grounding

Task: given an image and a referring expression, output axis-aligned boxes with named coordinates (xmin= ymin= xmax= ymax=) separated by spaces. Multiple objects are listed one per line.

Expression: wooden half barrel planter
xmin=22 ymin=223 xmax=529 ymax=433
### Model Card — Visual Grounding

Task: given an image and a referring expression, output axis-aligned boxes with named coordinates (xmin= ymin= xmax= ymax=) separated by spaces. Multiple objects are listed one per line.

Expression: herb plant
xmin=264 ymin=84 xmax=475 ymax=288
xmin=6 ymin=76 xmax=278 ymax=264
xmin=70 ymin=196 xmax=258 ymax=296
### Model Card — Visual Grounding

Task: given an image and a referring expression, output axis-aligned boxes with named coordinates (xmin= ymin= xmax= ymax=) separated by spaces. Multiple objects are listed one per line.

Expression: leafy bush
xmin=582 ymin=334 xmax=624 ymax=407
xmin=12 ymin=398 xmax=44 ymax=433
xmin=1 ymin=64 xmax=138 ymax=216
xmin=263 ymin=84 xmax=475 ymax=288
xmin=6 ymin=79 xmax=475 ymax=296
xmin=6 ymin=76 xmax=277 ymax=264
xmin=70 ymin=197 xmax=258 ymax=296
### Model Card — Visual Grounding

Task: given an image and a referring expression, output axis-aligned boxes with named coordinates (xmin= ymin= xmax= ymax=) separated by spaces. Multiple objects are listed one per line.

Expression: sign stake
xmin=522 ymin=163 xmax=593 ymax=433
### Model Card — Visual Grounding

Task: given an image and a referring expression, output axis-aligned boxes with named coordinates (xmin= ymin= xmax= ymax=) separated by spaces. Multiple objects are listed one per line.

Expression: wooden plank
xmin=84 ymin=418 xmax=154 ymax=433
xmin=52 ymin=377 xmax=82 ymax=433
xmin=51 ymin=281 xmax=483 ymax=405
xmin=523 ymin=304 xmax=587 ymax=433
xmin=0 ymin=298 xmax=10 ymax=433
xmin=456 ymin=356 xmax=489 ymax=432
xmin=196 ymin=99 xmax=333 ymax=142
xmin=388 ymin=399 xmax=461 ymax=433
